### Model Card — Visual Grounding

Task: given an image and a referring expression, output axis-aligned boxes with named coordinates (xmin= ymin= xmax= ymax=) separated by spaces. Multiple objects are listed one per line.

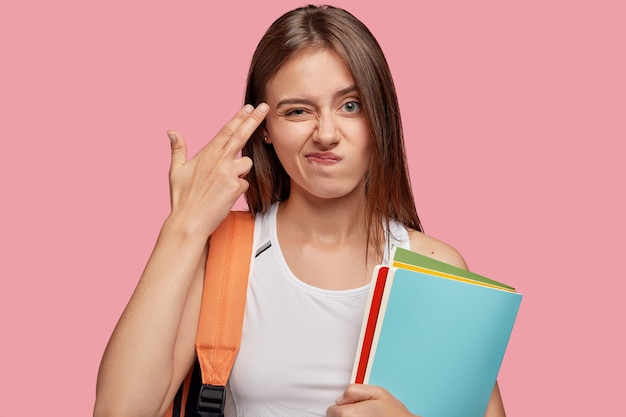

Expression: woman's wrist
xmin=160 ymin=211 xmax=215 ymax=244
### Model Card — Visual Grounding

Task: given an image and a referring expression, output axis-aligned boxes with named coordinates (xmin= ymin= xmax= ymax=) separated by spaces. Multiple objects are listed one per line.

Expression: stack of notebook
xmin=352 ymin=246 xmax=522 ymax=417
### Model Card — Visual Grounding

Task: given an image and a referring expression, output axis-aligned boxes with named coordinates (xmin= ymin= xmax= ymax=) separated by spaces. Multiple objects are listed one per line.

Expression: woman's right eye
xmin=280 ymin=108 xmax=317 ymax=121
xmin=285 ymin=108 xmax=308 ymax=117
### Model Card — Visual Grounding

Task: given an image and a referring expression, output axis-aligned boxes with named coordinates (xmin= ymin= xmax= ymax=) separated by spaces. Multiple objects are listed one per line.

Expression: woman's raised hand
xmin=94 ymin=105 xmax=268 ymax=417
xmin=166 ymin=103 xmax=268 ymax=236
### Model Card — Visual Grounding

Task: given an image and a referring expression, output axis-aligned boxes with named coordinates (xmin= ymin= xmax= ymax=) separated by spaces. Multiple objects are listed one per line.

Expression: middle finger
xmin=223 ymin=103 xmax=269 ymax=154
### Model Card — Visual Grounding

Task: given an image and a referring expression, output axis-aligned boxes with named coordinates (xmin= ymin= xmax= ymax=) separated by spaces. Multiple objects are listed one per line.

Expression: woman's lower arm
xmin=94 ymin=218 xmax=209 ymax=417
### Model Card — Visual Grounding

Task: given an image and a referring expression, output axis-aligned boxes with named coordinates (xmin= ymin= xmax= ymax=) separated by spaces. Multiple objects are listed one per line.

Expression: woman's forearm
xmin=94 ymin=216 xmax=209 ymax=417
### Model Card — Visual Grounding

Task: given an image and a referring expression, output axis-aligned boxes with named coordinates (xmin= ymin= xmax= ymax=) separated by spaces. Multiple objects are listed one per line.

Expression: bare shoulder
xmin=407 ymin=229 xmax=468 ymax=270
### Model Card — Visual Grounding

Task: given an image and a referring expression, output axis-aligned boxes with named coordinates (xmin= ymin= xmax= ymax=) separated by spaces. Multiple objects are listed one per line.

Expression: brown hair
xmin=243 ymin=5 xmax=422 ymax=253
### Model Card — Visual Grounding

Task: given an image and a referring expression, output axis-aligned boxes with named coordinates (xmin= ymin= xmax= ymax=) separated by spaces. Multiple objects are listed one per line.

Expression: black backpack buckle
xmin=197 ymin=384 xmax=226 ymax=417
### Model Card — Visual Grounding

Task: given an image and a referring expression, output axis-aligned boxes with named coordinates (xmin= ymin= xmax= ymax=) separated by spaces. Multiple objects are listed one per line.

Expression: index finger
xmin=222 ymin=102 xmax=269 ymax=153
xmin=199 ymin=103 xmax=267 ymax=153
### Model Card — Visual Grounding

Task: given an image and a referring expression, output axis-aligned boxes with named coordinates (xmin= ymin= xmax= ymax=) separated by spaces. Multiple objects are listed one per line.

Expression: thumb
xmin=167 ymin=130 xmax=187 ymax=174
xmin=335 ymin=384 xmax=377 ymax=406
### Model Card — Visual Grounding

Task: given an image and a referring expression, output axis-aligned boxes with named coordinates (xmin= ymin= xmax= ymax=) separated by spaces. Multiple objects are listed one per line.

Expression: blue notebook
xmin=353 ymin=264 xmax=522 ymax=417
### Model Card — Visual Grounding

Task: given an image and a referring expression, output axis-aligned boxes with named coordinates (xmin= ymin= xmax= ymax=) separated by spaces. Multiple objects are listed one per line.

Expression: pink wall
xmin=1 ymin=0 xmax=624 ymax=414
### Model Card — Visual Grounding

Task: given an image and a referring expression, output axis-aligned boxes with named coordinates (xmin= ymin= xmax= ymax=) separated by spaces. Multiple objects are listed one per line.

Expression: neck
xmin=278 ymin=192 xmax=369 ymax=244
xmin=276 ymin=191 xmax=385 ymax=289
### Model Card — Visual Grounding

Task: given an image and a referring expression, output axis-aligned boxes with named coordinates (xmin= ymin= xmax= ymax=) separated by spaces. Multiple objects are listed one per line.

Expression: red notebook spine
xmin=354 ymin=266 xmax=389 ymax=384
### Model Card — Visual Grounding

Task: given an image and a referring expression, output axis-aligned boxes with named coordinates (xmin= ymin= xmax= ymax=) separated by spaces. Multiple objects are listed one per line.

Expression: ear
xmin=262 ymin=127 xmax=272 ymax=144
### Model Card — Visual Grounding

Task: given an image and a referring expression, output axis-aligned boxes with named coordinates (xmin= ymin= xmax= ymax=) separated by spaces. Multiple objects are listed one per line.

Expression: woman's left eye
xmin=341 ymin=101 xmax=361 ymax=113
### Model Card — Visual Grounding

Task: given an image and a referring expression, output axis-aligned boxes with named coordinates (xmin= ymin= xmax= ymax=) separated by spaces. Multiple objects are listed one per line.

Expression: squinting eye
xmin=342 ymin=101 xmax=361 ymax=113
xmin=285 ymin=108 xmax=308 ymax=117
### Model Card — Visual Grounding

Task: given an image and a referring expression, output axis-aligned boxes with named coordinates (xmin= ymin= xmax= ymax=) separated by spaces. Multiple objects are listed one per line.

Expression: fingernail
xmin=167 ymin=132 xmax=177 ymax=143
xmin=258 ymin=103 xmax=269 ymax=114
xmin=243 ymin=104 xmax=254 ymax=114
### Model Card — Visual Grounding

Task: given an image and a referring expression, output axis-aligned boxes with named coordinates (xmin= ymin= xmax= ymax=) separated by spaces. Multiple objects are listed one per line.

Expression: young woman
xmin=95 ymin=5 xmax=506 ymax=417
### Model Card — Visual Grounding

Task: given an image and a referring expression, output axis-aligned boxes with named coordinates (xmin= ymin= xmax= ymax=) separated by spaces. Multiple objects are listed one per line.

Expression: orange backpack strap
xmin=195 ymin=210 xmax=254 ymax=417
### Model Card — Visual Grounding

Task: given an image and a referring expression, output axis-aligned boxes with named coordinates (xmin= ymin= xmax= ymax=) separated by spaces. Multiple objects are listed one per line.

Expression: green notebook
xmin=391 ymin=246 xmax=515 ymax=291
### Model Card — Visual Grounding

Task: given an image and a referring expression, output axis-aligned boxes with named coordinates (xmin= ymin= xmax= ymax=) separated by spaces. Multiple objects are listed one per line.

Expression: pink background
xmin=1 ymin=0 xmax=624 ymax=415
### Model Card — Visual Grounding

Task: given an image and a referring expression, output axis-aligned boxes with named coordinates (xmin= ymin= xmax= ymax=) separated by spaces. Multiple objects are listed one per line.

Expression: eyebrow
xmin=275 ymin=85 xmax=359 ymax=109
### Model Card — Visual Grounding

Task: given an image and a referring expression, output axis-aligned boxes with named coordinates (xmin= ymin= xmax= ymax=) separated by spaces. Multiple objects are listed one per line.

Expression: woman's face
xmin=263 ymin=48 xmax=372 ymax=202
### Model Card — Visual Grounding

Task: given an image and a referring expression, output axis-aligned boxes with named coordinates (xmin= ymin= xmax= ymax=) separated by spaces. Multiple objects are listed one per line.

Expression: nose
xmin=313 ymin=112 xmax=339 ymax=148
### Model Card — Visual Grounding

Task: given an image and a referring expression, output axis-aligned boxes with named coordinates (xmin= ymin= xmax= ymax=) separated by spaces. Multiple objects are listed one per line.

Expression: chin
xmin=292 ymin=177 xmax=367 ymax=202
xmin=307 ymin=186 xmax=365 ymax=202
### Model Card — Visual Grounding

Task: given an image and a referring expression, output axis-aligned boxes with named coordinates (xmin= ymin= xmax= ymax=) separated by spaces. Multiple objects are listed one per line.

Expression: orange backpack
xmin=165 ymin=211 xmax=254 ymax=417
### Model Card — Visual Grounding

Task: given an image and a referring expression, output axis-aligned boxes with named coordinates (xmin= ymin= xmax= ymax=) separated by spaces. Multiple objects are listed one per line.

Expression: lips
xmin=305 ymin=152 xmax=342 ymax=165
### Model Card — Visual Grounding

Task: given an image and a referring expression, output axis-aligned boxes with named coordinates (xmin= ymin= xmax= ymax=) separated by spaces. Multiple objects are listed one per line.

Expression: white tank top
xmin=224 ymin=203 xmax=411 ymax=417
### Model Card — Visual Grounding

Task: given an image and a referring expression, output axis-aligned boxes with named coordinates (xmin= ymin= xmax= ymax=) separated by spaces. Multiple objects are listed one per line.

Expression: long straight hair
xmin=243 ymin=5 xmax=422 ymax=254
